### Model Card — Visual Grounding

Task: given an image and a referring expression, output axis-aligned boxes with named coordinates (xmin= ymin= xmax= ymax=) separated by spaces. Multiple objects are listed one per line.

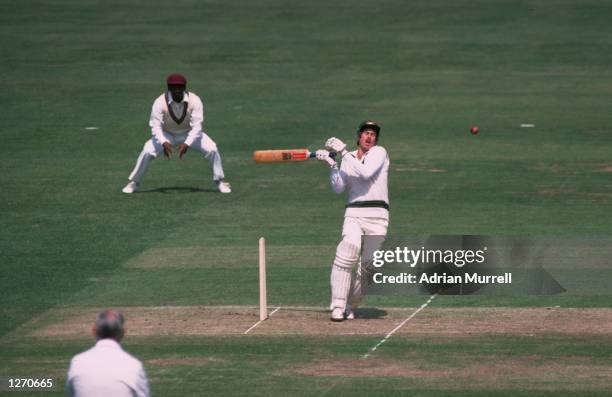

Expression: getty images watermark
xmin=359 ymin=236 xmax=576 ymax=296
xmin=370 ymin=245 xmax=514 ymax=285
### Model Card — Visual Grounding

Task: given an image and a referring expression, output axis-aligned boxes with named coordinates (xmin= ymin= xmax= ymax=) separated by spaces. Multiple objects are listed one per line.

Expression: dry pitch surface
xmin=9 ymin=305 xmax=611 ymax=391
xmin=17 ymin=305 xmax=612 ymax=338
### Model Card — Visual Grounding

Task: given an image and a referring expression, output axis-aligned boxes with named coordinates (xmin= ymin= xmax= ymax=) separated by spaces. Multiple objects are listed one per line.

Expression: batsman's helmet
xmin=357 ymin=120 xmax=381 ymax=140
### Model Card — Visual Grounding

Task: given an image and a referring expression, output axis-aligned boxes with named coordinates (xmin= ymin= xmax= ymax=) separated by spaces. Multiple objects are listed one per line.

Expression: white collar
xmin=167 ymin=91 xmax=189 ymax=104
xmin=95 ymin=339 xmax=122 ymax=349
xmin=354 ymin=145 xmax=377 ymax=157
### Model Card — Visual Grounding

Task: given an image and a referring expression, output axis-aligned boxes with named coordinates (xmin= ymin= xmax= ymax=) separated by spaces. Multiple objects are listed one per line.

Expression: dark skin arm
xmin=178 ymin=143 xmax=189 ymax=159
xmin=163 ymin=142 xmax=173 ymax=158
xmin=162 ymin=142 xmax=189 ymax=159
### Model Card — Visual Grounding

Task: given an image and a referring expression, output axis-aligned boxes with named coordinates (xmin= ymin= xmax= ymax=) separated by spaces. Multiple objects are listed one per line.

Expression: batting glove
xmin=325 ymin=137 xmax=347 ymax=155
xmin=316 ymin=149 xmax=337 ymax=168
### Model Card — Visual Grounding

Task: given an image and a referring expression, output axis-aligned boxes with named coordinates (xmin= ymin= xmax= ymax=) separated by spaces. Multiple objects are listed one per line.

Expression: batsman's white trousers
xmin=331 ymin=216 xmax=388 ymax=311
xmin=128 ymin=131 xmax=225 ymax=183
xmin=341 ymin=216 xmax=388 ymax=248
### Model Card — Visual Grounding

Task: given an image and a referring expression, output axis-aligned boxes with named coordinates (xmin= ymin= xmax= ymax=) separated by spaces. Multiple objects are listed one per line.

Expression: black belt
xmin=346 ymin=200 xmax=389 ymax=210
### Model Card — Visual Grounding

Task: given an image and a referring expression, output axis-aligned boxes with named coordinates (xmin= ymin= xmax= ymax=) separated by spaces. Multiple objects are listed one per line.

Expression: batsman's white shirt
xmin=149 ymin=91 xmax=203 ymax=147
xmin=66 ymin=339 xmax=150 ymax=397
xmin=330 ymin=146 xmax=390 ymax=220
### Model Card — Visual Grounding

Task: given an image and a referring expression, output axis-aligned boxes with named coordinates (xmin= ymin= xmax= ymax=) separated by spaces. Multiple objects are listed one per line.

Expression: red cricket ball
xmin=470 ymin=126 xmax=479 ymax=135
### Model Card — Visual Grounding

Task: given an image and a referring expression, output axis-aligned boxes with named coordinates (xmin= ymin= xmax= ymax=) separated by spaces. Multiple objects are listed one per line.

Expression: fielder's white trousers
xmin=330 ymin=216 xmax=388 ymax=311
xmin=127 ymin=131 xmax=225 ymax=184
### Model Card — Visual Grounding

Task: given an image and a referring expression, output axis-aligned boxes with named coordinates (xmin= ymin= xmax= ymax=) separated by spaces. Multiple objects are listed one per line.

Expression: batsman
xmin=316 ymin=121 xmax=390 ymax=322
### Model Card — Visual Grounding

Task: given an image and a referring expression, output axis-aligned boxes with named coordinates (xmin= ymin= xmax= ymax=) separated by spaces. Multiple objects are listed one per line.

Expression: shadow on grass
xmin=139 ymin=186 xmax=218 ymax=194
xmin=283 ymin=307 xmax=388 ymax=318
xmin=355 ymin=307 xmax=387 ymax=319
xmin=287 ymin=307 xmax=388 ymax=319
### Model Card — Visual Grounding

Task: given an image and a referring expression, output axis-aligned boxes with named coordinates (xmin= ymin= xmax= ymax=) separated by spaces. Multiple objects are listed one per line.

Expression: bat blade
xmin=253 ymin=149 xmax=311 ymax=163
xmin=253 ymin=149 xmax=336 ymax=164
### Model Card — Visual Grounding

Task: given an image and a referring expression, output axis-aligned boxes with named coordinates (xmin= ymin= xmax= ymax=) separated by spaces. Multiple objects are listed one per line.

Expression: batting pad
xmin=333 ymin=239 xmax=360 ymax=269
xmin=347 ymin=263 xmax=364 ymax=308
xmin=331 ymin=264 xmax=352 ymax=311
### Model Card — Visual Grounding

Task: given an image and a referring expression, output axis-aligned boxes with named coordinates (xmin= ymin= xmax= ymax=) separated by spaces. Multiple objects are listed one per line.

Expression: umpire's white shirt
xmin=330 ymin=145 xmax=390 ymax=219
xmin=66 ymin=339 xmax=150 ymax=397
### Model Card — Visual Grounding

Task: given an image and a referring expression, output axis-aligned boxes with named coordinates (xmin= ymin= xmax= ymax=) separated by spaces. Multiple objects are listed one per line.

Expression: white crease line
xmin=244 ymin=306 xmax=281 ymax=334
xmin=362 ymin=294 xmax=437 ymax=359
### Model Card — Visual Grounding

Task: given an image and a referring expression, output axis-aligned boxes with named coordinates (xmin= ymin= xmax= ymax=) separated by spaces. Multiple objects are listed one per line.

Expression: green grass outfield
xmin=1 ymin=0 xmax=612 ymax=395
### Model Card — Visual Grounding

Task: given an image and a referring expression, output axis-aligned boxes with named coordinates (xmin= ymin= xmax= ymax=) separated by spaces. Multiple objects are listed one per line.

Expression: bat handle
xmin=309 ymin=151 xmax=337 ymax=158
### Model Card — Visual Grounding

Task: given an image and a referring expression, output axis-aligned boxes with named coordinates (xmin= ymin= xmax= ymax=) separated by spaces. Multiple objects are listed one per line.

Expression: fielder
xmin=122 ymin=73 xmax=231 ymax=194
xmin=316 ymin=121 xmax=389 ymax=321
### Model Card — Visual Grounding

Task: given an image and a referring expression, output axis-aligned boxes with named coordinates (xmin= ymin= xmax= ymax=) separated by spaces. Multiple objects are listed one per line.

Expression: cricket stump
xmin=259 ymin=237 xmax=268 ymax=321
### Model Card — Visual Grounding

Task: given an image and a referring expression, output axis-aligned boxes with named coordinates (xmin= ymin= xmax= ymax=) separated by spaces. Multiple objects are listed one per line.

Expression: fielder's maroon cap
xmin=166 ymin=73 xmax=187 ymax=85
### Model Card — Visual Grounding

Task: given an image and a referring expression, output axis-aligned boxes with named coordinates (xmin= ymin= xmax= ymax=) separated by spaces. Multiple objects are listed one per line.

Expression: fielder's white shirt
xmin=330 ymin=145 xmax=389 ymax=219
xmin=66 ymin=339 xmax=150 ymax=397
xmin=149 ymin=91 xmax=204 ymax=146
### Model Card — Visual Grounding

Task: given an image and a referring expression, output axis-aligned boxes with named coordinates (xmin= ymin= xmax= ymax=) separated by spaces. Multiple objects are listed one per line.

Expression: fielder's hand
xmin=162 ymin=142 xmax=173 ymax=158
xmin=325 ymin=137 xmax=347 ymax=155
xmin=315 ymin=149 xmax=337 ymax=168
xmin=178 ymin=143 xmax=189 ymax=159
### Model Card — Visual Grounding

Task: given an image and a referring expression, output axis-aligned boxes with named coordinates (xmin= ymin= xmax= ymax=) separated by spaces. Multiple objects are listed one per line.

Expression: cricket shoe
xmin=331 ymin=307 xmax=344 ymax=322
xmin=344 ymin=309 xmax=355 ymax=320
xmin=215 ymin=180 xmax=232 ymax=193
xmin=122 ymin=181 xmax=139 ymax=194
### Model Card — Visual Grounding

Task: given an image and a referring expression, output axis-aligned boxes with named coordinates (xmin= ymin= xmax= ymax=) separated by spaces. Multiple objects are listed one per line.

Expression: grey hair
xmin=94 ymin=310 xmax=125 ymax=341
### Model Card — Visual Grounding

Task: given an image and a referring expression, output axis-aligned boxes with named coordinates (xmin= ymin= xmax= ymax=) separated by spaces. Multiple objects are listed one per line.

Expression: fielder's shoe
xmin=215 ymin=180 xmax=232 ymax=194
xmin=344 ymin=309 xmax=355 ymax=320
xmin=122 ymin=181 xmax=139 ymax=194
xmin=331 ymin=307 xmax=344 ymax=322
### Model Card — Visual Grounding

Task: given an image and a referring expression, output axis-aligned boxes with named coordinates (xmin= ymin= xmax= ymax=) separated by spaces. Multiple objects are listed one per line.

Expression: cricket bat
xmin=253 ymin=149 xmax=336 ymax=163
